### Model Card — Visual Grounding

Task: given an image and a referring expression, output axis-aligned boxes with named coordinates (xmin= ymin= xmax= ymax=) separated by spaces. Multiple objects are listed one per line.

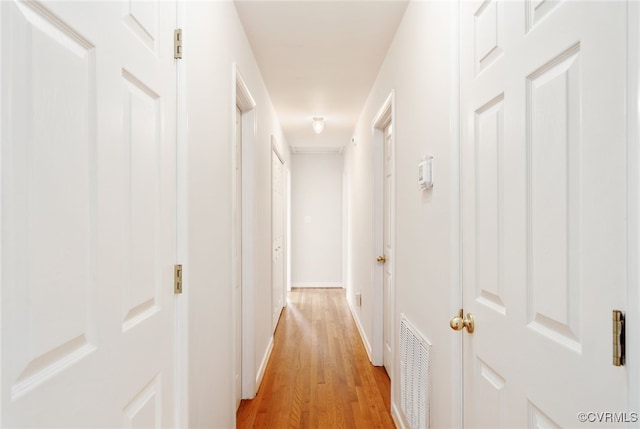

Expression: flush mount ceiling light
xmin=312 ymin=117 xmax=324 ymax=134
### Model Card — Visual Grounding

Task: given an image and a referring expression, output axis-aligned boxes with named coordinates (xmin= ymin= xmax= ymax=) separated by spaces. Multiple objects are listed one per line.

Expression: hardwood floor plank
xmin=237 ymin=288 xmax=395 ymax=428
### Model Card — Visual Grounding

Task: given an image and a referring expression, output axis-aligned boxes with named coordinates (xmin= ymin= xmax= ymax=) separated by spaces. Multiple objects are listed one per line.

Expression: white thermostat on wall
xmin=418 ymin=155 xmax=433 ymax=191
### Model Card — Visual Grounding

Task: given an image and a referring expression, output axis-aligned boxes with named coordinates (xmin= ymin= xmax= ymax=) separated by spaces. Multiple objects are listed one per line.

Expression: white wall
xmin=184 ymin=3 xmax=289 ymax=426
xmin=344 ymin=2 xmax=457 ymax=427
xmin=291 ymin=153 xmax=343 ymax=287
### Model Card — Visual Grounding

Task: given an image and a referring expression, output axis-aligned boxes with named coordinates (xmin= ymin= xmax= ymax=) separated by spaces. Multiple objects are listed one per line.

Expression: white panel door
xmin=460 ymin=1 xmax=628 ymax=427
xmin=1 ymin=1 xmax=177 ymax=427
xmin=271 ymin=149 xmax=285 ymax=331
xmin=383 ymin=123 xmax=393 ymax=376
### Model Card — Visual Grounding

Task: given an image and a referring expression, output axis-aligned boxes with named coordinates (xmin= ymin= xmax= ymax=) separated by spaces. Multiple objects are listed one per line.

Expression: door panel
xmin=460 ymin=1 xmax=627 ymax=427
xmin=383 ymin=123 xmax=393 ymax=375
xmin=2 ymin=1 xmax=177 ymax=426
xmin=122 ymin=69 xmax=163 ymax=331
xmin=528 ymin=44 xmax=582 ymax=351
xmin=3 ymin=1 xmax=98 ymax=406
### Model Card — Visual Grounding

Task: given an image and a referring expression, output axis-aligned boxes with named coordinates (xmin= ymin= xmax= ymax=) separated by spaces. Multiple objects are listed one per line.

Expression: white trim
xmin=233 ymin=64 xmax=258 ymax=400
xmin=450 ymin=1 xmax=463 ymax=428
xmin=271 ymin=136 xmax=285 ymax=164
xmin=347 ymin=298 xmax=373 ymax=362
xmin=291 ymin=145 xmax=344 ymax=154
xmin=255 ymin=337 xmax=274 ymax=393
xmin=241 ymin=105 xmax=257 ymax=399
xmin=0 ymin=1 xmax=4 ymax=424
xmin=627 ymin=0 xmax=640 ymax=416
xmin=371 ymin=92 xmax=394 ymax=131
xmin=391 ymin=403 xmax=407 ymax=429
xmin=286 ymin=167 xmax=292 ymax=293
xmin=236 ymin=69 xmax=256 ymax=112
xmin=174 ymin=2 xmax=188 ymax=427
xmin=291 ymin=282 xmax=343 ymax=288
xmin=342 ymin=169 xmax=349 ymax=293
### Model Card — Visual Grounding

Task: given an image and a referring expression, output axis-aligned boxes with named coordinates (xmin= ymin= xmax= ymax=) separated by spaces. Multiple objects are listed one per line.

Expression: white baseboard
xmin=291 ymin=282 xmax=343 ymax=288
xmin=255 ymin=337 xmax=273 ymax=393
xmin=391 ymin=403 xmax=407 ymax=429
xmin=347 ymin=298 xmax=373 ymax=363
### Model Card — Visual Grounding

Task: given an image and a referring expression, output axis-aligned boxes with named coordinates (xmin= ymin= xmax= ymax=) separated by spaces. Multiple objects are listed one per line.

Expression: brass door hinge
xmin=174 ymin=264 xmax=183 ymax=294
xmin=613 ymin=310 xmax=625 ymax=366
xmin=174 ymin=29 xmax=182 ymax=59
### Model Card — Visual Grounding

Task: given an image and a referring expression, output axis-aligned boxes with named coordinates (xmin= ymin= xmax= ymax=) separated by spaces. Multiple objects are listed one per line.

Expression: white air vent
xmin=400 ymin=314 xmax=431 ymax=429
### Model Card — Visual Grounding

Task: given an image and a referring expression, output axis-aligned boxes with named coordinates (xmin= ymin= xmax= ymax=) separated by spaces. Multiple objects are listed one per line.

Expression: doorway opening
xmin=372 ymin=91 xmax=395 ymax=381
xmin=233 ymin=65 xmax=257 ymax=401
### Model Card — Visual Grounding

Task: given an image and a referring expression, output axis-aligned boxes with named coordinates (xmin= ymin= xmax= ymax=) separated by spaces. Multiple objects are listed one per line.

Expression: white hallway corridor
xmin=2 ymin=1 xmax=640 ymax=428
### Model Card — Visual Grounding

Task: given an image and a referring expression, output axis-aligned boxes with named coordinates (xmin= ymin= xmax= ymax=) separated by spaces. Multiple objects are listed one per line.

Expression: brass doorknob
xmin=376 ymin=255 xmax=387 ymax=263
xmin=449 ymin=309 xmax=474 ymax=333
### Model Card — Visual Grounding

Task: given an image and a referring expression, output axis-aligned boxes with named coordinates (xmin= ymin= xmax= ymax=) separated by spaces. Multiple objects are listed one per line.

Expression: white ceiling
xmin=234 ymin=1 xmax=409 ymax=153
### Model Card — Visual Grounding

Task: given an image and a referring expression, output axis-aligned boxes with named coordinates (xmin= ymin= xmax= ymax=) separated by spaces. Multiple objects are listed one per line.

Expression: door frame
xmin=627 ymin=0 xmax=640 ymax=414
xmin=175 ymin=1 xmax=188 ymax=426
xmin=0 ymin=1 xmax=4 ymax=424
xmin=232 ymin=64 xmax=257 ymax=399
xmin=450 ymin=2 xmax=463 ymax=428
xmin=372 ymin=91 xmax=395 ymax=379
xmin=286 ymin=166 xmax=292 ymax=293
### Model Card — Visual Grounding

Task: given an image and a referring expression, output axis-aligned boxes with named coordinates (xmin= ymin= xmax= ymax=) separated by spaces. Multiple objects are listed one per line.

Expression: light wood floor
xmin=237 ymin=288 xmax=395 ymax=428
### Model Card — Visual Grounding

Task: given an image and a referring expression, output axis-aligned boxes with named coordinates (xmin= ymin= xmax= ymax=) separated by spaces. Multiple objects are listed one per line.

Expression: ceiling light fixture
xmin=312 ymin=117 xmax=324 ymax=134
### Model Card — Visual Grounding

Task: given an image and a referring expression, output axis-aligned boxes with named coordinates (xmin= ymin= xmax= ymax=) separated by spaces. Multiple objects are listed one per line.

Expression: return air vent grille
xmin=399 ymin=314 xmax=431 ymax=429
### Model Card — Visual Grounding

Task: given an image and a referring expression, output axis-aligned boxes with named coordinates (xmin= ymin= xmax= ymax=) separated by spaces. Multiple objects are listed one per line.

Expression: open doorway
xmin=233 ymin=65 xmax=257 ymax=402
xmin=372 ymin=92 xmax=395 ymax=379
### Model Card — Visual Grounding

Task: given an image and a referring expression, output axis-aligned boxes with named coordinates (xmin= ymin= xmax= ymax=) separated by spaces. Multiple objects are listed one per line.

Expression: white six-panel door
xmin=460 ymin=1 xmax=628 ymax=426
xmin=1 ymin=1 xmax=177 ymax=426
xmin=383 ymin=122 xmax=394 ymax=376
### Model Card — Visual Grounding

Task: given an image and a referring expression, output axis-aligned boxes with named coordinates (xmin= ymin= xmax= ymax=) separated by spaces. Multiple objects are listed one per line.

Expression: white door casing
xmin=460 ymin=1 xmax=628 ymax=427
xmin=2 ymin=1 xmax=177 ymax=427
xmin=234 ymin=67 xmax=257 ymax=399
xmin=627 ymin=0 xmax=640 ymax=415
xmin=286 ymin=167 xmax=292 ymax=294
xmin=234 ymin=105 xmax=243 ymax=410
xmin=271 ymin=144 xmax=285 ymax=332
